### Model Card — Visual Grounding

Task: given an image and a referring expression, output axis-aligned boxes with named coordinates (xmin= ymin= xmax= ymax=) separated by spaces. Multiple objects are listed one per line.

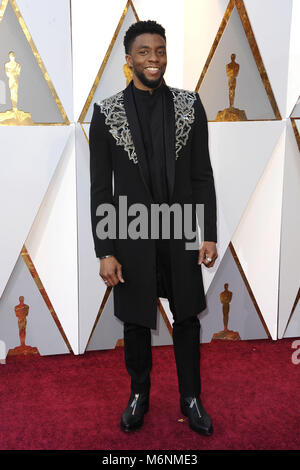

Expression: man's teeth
xmin=146 ymin=67 xmax=159 ymax=70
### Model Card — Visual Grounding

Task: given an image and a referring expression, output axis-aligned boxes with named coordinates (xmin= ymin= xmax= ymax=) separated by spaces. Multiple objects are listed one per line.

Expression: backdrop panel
xmin=203 ymin=120 xmax=284 ymax=293
xmin=232 ymin=127 xmax=286 ymax=339
xmin=200 ymin=244 xmax=269 ymax=343
xmin=25 ymin=127 xmax=79 ymax=354
xmin=0 ymin=126 xmax=71 ymax=298
xmin=278 ymin=119 xmax=300 ymax=338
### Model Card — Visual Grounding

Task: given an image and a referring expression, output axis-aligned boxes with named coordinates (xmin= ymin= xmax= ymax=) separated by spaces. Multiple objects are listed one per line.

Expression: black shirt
xmin=132 ymin=83 xmax=169 ymax=204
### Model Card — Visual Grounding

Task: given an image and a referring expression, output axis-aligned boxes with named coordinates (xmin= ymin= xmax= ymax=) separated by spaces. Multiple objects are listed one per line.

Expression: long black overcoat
xmin=89 ymin=81 xmax=217 ymax=329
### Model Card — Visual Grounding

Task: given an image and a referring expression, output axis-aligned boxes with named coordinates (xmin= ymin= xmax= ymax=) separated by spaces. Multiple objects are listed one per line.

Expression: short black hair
xmin=124 ymin=20 xmax=166 ymax=54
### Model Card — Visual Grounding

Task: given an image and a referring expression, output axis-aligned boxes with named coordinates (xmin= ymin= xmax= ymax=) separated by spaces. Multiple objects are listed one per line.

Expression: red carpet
xmin=0 ymin=338 xmax=299 ymax=450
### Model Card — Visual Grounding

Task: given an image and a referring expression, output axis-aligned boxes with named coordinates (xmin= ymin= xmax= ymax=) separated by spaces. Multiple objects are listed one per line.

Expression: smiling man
xmin=89 ymin=20 xmax=218 ymax=437
xmin=126 ymin=30 xmax=167 ymax=89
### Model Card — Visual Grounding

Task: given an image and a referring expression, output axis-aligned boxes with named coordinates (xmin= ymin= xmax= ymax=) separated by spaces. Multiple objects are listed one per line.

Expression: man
xmin=89 ymin=20 xmax=218 ymax=436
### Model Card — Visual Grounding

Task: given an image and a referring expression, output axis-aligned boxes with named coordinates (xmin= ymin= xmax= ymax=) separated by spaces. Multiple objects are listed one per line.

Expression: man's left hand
xmin=198 ymin=241 xmax=218 ymax=267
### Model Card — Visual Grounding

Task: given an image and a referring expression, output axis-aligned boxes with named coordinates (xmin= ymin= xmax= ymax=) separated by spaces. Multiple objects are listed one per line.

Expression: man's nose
xmin=147 ymin=52 xmax=160 ymax=62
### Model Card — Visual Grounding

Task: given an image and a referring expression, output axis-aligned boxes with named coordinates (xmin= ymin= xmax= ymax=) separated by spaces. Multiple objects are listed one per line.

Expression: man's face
xmin=125 ymin=33 xmax=167 ymax=90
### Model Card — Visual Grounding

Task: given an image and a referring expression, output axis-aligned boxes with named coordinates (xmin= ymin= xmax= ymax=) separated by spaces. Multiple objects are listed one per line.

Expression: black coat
xmin=89 ymin=81 xmax=217 ymax=329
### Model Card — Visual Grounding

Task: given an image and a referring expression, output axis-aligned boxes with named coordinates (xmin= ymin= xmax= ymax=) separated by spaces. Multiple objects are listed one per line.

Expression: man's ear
xmin=125 ymin=54 xmax=133 ymax=68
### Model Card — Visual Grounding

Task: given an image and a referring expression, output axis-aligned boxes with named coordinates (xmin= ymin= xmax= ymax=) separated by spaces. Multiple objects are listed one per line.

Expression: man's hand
xmin=198 ymin=241 xmax=218 ymax=268
xmin=100 ymin=256 xmax=125 ymax=287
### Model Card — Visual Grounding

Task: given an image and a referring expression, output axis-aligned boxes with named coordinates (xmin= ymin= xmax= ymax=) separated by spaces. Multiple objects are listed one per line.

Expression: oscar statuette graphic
xmin=0 ymin=51 xmax=34 ymax=125
xmin=123 ymin=63 xmax=133 ymax=86
xmin=211 ymin=283 xmax=241 ymax=341
xmin=216 ymin=54 xmax=247 ymax=121
xmin=8 ymin=296 xmax=40 ymax=356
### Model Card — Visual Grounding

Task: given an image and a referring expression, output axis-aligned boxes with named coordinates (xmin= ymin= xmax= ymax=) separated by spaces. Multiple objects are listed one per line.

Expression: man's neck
xmin=132 ymin=77 xmax=163 ymax=94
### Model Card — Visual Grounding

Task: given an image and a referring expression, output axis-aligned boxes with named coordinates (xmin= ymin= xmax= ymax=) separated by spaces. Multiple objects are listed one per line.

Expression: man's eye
xmin=140 ymin=50 xmax=147 ymax=55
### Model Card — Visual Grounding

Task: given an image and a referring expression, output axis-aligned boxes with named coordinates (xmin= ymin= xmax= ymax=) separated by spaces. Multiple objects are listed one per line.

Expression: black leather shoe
xmin=180 ymin=396 xmax=213 ymax=436
xmin=120 ymin=391 xmax=149 ymax=432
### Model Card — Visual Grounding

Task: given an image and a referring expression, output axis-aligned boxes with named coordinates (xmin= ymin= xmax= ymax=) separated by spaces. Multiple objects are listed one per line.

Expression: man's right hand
xmin=100 ymin=256 xmax=125 ymax=287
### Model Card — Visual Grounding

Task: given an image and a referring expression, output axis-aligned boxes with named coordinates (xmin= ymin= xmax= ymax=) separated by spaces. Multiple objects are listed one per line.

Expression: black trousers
xmin=123 ymin=239 xmax=201 ymax=397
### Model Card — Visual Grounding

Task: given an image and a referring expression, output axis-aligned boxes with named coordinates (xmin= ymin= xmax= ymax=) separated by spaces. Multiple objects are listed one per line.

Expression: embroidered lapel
xmin=97 ymin=91 xmax=139 ymax=164
xmin=97 ymin=86 xmax=196 ymax=164
xmin=169 ymin=87 xmax=196 ymax=160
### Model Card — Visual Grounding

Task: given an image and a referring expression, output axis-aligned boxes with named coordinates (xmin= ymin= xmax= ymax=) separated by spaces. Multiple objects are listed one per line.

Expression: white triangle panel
xmin=72 ymin=0 xmax=128 ymax=121
xmin=201 ymin=244 xmax=269 ymax=343
xmin=204 ymin=120 xmax=284 ymax=292
xmin=76 ymin=123 xmax=109 ymax=353
xmin=85 ymin=296 xmax=174 ymax=350
xmin=15 ymin=0 xmax=73 ymax=121
xmin=286 ymin=0 xmax=300 ymax=118
xmin=25 ymin=126 xmax=79 ymax=354
xmin=83 ymin=2 xmax=137 ymax=121
xmin=82 ymin=123 xmax=90 ymax=140
xmin=158 ymin=297 xmax=173 ymax=328
xmin=198 ymin=5 xmax=275 ymax=120
xmin=291 ymin=98 xmax=300 ymax=118
xmin=232 ymin=126 xmax=286 ymax=339
xmin=0 ymin=254 xmax=70 ymax=357
xmin=0 ymin=340 xmax=6 ymax=362
xmin=0 ymin=125 xmax=71 ymax=298
xmin=86 ymin=298 xmax=173 ymax=351
xmin=183 ymin=0 xmax=229 ymax=91
xmin=152 ymin=304 xmax=173 ymax=346
xmin=244 ymin=0 xmax=293 ymax=118
xmin=284 ymin=294 xmax=300 ymax=338
xmin=86 ymin=292 xmax=124 ymax=351
xmin=278 ymin=120 xmax=300 ymax=338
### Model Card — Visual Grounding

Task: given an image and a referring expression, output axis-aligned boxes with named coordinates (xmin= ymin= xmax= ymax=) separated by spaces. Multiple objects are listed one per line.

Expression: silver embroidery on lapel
xmin=97 ymin=91 xmax=138 ymax=164
xmin=169 ymin=87 xmax=196 ymax=160
xmin=97 ymin=87 xmax=196 ymax=164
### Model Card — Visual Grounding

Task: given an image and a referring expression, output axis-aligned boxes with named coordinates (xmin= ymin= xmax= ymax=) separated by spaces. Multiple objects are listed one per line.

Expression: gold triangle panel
xmin=84 ymin=287 xmax=113 ymax=352
xmin=229 ymin=242 xmax=271 ymax=338
xmin=0 ymin=0 xmax=69 ymax=125
xmin=195 ymin=0 xmax=281 ymax=121
xmin=157 ymin=298 xmax=173 ymax=337
xmin=80 ymin=122 xmax=89 ymax=143
xmin=84 ymin=291 xmax=174 ymax=353
xmin=291 ymin=118 xmax=300 ymax=151
xmin=78 ymin=0 xmax=139 ymax=123
xmin=282 ymin=288 xmax=300 ymax=337
xmin=115 ymin=300 xmax=173 ymax=347
xmin=21 ymin=244 xmax=73 ymax=352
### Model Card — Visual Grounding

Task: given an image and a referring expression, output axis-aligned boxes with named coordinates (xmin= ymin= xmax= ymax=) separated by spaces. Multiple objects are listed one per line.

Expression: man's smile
xmin=144 ymin=66 xmax=160 ymax=75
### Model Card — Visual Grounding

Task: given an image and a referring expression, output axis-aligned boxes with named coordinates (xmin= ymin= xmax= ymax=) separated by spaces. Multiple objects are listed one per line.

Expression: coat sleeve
xmin=89 ymin=103 xmax=115 ymax=258
xmin=191 ymin=94 xmax=217 ymax=243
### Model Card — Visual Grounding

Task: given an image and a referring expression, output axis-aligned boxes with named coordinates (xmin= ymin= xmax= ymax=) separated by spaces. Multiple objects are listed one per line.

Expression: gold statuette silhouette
xmin=123 ymin=63 xmax=133 ymax=86
xmin=0 ymin=52 xmax=34 ymax=125
xmin=211 ymin=283 xmax=241 ymax=341
xmin=216 ymin=54 xmax=247 ymax=121
xmin=8 ymin=296 xmax=40 ymax=356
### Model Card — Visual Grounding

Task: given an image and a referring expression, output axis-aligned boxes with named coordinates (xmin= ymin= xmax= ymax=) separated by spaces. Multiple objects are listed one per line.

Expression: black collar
xmin=132 ymin=81 xmax=167 ymax=99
